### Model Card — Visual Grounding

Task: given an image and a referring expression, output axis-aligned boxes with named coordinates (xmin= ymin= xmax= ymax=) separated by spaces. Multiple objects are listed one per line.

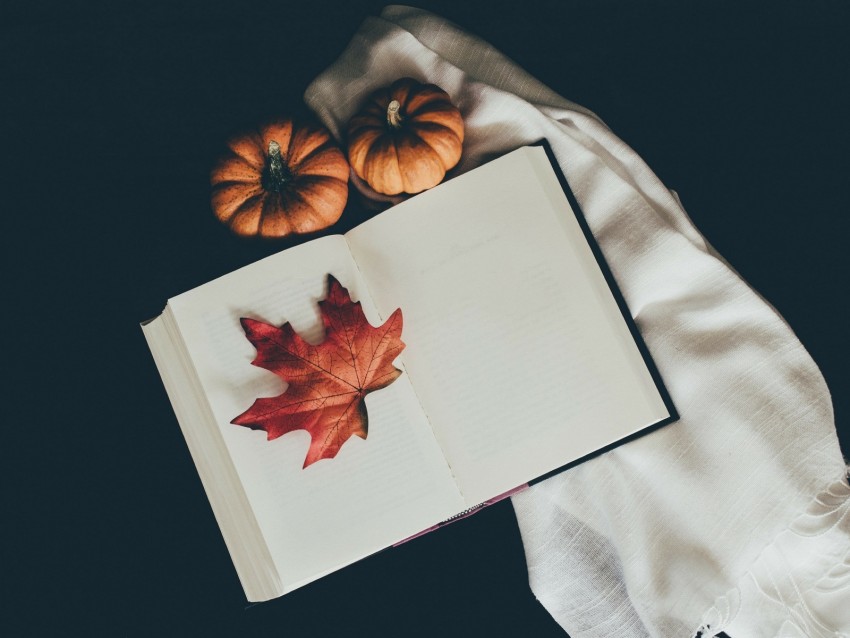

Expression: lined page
xmin=169 ymin=236 xmax=463 ymax=591
xmin=346 ymin=146 xmax=670 ymax=506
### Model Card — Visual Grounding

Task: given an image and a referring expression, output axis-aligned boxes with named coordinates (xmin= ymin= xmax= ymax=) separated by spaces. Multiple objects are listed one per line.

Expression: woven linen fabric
xmin=305 ymin=7 xmax=850 ymax=637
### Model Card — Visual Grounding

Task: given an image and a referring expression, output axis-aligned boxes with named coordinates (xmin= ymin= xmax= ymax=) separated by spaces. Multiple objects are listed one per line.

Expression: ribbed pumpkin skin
xmin=210 ymin=119 xmax=349 ymax=238
xmin=346 ymin=78 xmax=464 ymax=195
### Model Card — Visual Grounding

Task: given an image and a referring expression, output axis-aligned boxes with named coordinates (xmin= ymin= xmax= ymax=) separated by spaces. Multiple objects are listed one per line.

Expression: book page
xmin=346 ymin=147 xmax=671 ymax=506
xmin=169 ymin=236 xmax=463 ymax=591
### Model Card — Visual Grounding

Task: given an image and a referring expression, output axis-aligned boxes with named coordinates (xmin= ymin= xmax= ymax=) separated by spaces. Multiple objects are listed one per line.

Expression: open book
xmin=143 ymin=143 xmax=676 ymax=602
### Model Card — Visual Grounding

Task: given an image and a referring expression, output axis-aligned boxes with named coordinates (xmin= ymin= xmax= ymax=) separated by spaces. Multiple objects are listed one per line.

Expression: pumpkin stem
xmin=263 ymin=140 xmax=293 ymax=192
xmin=387 ymin=100 xmax=403 ymax=129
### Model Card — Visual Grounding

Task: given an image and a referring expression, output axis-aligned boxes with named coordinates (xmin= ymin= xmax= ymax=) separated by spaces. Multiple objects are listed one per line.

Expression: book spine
xmin=392 ymin=484 xmax=529 ymax=547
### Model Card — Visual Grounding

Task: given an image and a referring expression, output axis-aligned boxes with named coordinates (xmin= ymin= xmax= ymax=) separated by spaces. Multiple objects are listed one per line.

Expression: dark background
xmin=5 ymin=1 xmax=848 ymax=635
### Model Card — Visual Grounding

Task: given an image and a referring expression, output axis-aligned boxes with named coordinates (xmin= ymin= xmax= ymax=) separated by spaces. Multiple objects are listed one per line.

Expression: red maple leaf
xmin=232 ymin=275 xmax=405 ymax=467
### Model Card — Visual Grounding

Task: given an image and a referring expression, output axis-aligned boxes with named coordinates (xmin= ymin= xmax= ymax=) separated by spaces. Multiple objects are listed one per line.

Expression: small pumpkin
xmin=211 ymin=119 xmax=349 ymax=238
xmin=346 ymin=77 xmax=464 ymax=196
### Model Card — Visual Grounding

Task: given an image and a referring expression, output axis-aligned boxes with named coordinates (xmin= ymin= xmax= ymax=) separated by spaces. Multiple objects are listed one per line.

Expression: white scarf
xmin=305 ymin=7 xmax=850 ymax=636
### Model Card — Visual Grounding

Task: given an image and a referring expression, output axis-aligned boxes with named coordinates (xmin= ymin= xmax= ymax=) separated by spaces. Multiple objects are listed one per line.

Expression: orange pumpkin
xmin=346 ymin=78 xmax=464 ymax=196
xmin=211 ymin=119 xmax=349 ymax=238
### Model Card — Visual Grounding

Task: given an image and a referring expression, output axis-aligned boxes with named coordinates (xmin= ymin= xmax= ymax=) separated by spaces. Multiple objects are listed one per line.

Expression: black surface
xmin=5 ymin=1 xmax=849 ymax=636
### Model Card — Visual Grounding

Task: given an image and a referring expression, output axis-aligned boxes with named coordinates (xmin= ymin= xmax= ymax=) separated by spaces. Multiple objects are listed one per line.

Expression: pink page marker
xmin=393 ymin=484 xmax=529 ymax=547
